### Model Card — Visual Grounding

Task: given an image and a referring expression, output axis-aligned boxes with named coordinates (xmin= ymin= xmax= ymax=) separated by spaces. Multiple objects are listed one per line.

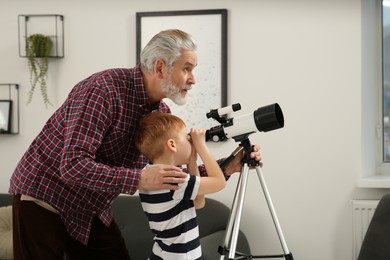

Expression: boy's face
xmin=174 ymin=126 xmax=192 ymax=164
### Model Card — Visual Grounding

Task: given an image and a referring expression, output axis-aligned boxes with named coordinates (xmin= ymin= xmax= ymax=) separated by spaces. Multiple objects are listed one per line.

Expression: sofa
xmin=358 ymin=193 xmax=390 ymax=260
xmin=0 ymin=193 xmax=251 ymax=259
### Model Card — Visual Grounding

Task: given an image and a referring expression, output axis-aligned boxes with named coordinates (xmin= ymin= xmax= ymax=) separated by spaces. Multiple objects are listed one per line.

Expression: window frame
xmin=378 ymin=0 xmax=390 ymax=175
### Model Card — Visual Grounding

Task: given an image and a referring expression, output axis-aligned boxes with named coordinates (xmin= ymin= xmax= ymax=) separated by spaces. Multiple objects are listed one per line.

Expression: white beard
xmin=161 ymin=76 xmax=192 ymax=106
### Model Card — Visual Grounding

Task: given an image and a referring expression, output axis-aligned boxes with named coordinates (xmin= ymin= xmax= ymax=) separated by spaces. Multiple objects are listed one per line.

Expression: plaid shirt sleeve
xmin=59 ymin=82 xmax=139 ymax=194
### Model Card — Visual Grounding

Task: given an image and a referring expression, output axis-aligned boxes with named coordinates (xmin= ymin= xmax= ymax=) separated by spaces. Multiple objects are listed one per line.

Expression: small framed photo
xmin=0 ymin=100 xmax=12 ymax=134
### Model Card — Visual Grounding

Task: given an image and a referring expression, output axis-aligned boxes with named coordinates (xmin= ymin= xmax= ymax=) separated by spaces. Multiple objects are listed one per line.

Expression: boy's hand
xmin=189 ymin=128 xmax=207 ymax=151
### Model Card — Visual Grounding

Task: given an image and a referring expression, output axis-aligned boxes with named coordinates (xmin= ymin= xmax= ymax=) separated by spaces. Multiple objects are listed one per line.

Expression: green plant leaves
xmin=26 ymin=34 xmax=53 ymax=107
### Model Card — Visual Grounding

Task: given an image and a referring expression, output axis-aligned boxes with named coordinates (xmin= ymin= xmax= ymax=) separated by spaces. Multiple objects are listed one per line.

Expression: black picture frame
xmin=136 ymin=9 xmax=228 ymax=129
xmin=0 ymin=100 xmax=12 ymax=134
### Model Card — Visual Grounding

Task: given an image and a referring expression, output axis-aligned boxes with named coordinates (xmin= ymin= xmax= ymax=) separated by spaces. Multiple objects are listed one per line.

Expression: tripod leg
xmin=255 ymin=166 xmax=291 ymax=256
xmin=219 ymin=171 xmax=241 ymax=258
xmin=219 ymin=163 xmax=250 ymax=259
xmin=228 ymin=164 xmax=250 ymax=259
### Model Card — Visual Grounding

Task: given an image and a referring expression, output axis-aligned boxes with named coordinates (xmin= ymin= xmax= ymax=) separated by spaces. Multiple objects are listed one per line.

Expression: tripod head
xmin=219 ymin=137 xmax=259 ymax=171
xmin=239 ymin=138 xmax=260 ymax=167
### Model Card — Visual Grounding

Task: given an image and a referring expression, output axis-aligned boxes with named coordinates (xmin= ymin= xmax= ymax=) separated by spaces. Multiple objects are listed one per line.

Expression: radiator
xmin=352 ymin=199 xmax=379 ymax=259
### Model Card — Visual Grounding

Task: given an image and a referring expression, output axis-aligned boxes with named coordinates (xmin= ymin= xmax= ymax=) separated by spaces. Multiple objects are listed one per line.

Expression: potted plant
xmin=26 ymin=33 xmax=53 ymax=107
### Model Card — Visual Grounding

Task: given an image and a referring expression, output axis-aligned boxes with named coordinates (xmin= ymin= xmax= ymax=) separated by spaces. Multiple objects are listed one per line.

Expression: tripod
xmin=218 ymin=138 xmax=294 ymax=260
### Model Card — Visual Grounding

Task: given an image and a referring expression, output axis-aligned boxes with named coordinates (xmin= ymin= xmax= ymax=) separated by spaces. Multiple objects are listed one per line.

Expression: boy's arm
xmin=187 ymin=146 xmax=205 ymax=209
xmin=190 ymin=129 xmax=226 ymax=196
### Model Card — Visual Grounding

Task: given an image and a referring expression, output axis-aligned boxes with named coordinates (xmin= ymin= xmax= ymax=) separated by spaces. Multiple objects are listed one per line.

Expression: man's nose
xmin=189 ymin=72 xmax=196 ymax=85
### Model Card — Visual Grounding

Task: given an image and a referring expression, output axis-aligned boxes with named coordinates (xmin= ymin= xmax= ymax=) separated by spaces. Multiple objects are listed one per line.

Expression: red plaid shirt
xmin=9 ymin=64 xmax=208 ymax=245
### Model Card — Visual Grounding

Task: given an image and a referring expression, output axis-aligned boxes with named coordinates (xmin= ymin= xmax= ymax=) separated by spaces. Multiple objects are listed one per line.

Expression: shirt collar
xmin=133 ymin=64 xmax=161 ymax=111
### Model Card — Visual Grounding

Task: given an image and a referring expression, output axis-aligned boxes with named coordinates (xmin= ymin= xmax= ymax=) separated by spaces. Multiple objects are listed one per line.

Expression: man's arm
xmin=197 ymin=144 xmax=263 ymax=177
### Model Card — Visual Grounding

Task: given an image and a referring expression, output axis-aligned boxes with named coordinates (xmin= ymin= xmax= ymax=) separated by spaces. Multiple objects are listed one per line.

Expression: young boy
xmin=135 ymin=112 xmax=226 ymax=260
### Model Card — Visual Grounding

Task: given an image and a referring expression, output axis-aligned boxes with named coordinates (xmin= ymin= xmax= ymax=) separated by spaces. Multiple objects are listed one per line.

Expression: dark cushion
xmin=111 ymin=195 xmax=154 ymax=259
xmin=0 ymin=194 xmax=12 ymax=208
xmin=358 ymin=193 xmax=390 ymax=260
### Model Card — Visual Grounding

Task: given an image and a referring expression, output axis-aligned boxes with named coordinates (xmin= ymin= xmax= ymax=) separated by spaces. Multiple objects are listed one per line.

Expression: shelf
xmin=18 ymin=14 xmax=64 ymax=58
xmin=0 ymin=84 xmax=20 ymax=135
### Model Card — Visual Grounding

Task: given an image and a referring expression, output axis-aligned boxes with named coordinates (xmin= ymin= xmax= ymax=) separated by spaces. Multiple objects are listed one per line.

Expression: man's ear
xmin=167 ymin=139 xmax=177 ymax=152
xmin=154 ymin=59 xmax=165 ymax=79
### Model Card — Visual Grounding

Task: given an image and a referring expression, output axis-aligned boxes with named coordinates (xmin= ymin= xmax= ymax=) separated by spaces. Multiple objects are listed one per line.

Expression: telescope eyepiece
xmin=206 ymin=103 xmax=241 ymax=120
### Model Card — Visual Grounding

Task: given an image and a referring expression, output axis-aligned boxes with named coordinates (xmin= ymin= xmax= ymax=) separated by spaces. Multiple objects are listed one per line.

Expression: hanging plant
xmin=26 ymin=34 xmax=53 ymax=107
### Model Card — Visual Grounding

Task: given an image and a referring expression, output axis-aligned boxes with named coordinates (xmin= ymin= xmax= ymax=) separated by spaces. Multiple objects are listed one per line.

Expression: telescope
xmin=205 ymin=103 xmax=284 ymax=142
xmin=205 ymin=103 xmax=292 ymax=260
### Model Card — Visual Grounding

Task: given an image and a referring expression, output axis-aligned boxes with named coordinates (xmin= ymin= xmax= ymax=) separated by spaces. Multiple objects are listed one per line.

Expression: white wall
xmin=0 ymin=0 xmax=388 ymax=259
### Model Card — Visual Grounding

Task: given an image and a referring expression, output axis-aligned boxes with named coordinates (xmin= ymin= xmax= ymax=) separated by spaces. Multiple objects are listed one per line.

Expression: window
xmin=360 ymin=0 xmax=390 ymax=183
xmin=358 ymin=0 xmax=390 ymax=186
xmin=383 ymin=1 xmax=390 ymax=163
xmin=374 ymin=0 xmax=390 ymax=179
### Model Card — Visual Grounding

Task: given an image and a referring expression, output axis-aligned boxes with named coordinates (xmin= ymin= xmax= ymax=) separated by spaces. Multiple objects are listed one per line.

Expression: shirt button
xmin=107 ymin=200 xmax=110 ymax=204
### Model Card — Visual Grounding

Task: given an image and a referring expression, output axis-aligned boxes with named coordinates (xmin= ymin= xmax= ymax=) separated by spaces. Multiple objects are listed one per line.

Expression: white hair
xmin=140 ymin=29 xmax=197 ymax=72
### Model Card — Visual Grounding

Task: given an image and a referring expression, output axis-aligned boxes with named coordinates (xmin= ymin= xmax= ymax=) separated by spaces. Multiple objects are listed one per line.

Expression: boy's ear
xmin=167 ymin=139 xmax=177 ymax=152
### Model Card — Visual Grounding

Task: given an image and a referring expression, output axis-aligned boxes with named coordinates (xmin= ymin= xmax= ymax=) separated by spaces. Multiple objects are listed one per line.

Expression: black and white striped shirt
xmin=139 ymin=170 xmax=202 ymax=260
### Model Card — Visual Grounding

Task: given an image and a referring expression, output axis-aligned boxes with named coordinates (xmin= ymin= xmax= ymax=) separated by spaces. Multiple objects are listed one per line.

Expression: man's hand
xmin=224 ymin=144 xmax=262 ymax=177
xmin=138 ymin=165 xmax=187 ymax=191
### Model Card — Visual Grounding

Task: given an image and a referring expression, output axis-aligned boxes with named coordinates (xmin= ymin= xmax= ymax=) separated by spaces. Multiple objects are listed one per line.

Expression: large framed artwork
xmin=0 ymin=100 xmax=12 ymax=134
xmin=136 ymin=9 xmax=228 ymax=129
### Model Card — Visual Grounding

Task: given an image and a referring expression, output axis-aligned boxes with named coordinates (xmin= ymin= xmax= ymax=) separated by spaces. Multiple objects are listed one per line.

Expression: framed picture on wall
xmin=136 ymin=9 xmax=228 ymax=129
xmin=0 ymin=100 xmax=12 ymax=134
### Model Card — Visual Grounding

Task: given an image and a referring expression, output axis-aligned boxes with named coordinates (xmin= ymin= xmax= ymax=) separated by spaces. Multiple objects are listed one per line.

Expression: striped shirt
xmin=8 ymin=64 xmax=175 ymax=245
xmin=139 ymin=166 xmax=202 ymax=260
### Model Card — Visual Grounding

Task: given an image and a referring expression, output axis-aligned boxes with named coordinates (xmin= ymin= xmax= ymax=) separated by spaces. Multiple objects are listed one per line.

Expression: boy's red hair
xmin=135 ymin=112 xmax=186 ymax=161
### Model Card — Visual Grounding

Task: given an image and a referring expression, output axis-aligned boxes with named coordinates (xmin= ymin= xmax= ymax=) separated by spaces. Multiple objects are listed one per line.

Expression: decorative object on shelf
xmin=0 ymin=84 xmax=19 ymax=134
xmin=18 ymin=14 xmax=64 ymax=107
xmin=0 ymin=100 xmax=12 ymax=134
xmin=26 ymin=34 xmax=53 ymax=107
xmin=18 ymin=14 xmax=64 ymax=58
